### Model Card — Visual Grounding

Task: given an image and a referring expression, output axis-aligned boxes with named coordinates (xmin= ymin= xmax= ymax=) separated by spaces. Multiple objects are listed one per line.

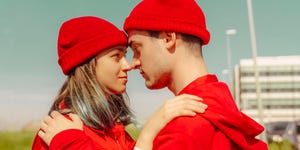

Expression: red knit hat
xmin=123 ymin=0 xmax=210 ymax=45
xmin=58 ymin=16 xmax=127 ymax=75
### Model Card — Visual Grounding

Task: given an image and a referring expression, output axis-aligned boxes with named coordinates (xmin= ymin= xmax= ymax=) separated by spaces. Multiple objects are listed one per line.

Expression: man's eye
xmin=134 ymin=46 xmax=140 ymax=53
xmin=132 ymin=45 xmax=138 ymax=51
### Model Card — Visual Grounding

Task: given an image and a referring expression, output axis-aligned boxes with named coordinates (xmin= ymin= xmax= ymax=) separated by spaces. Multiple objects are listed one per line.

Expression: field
xmin=0 ymin=124 xmax=140 ymax=150
xmin=0 ymin=129 xmax=294 ymax=150
xmin=0 ymin=131 xmax=36 ymax=150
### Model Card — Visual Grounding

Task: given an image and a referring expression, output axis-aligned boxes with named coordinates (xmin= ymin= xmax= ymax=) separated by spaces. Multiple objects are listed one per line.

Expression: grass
xmin=268 ymin=140 xmax=297 ymax=150
xmin=0 ymin=130 xmax=36 ymax=150
xmin=125 ymin=123 xmax=141 ymax=140
xmin=2 ymin=129 xmax=292 ymax=150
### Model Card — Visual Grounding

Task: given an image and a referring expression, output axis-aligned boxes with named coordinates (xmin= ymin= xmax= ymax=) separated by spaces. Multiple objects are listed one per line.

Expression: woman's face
xmin=95 ymin=45 xmax=131 ymax=94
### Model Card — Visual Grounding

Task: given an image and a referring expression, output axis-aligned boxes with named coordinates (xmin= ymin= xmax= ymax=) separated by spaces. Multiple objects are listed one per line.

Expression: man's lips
xmin=140 ymin=71 xmax=146 ymax=78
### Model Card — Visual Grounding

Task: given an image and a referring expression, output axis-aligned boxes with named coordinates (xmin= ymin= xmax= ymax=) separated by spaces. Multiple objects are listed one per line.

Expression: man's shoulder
xmin=162 ymin=114 xmax=214 ymax=135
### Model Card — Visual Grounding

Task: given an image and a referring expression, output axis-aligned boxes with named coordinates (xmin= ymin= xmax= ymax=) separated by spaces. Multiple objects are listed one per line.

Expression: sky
xmin=0 ymin=0 xmax=299 ymax=130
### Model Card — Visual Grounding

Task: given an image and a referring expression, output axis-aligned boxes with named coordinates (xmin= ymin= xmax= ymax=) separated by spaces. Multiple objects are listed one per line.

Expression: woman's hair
xmin=49 ymin=57 xmax=133 ymax=130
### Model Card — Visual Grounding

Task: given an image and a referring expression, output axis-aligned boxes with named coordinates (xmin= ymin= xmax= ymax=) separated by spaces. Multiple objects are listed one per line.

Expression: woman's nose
xmin=121 ymin=58 xmax=132 ymax=72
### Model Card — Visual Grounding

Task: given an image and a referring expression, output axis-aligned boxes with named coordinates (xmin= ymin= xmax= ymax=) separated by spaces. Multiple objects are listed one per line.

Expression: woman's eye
xmin=113 ymin=53 xmax=126 ymax=61
xmin=112 ymin=53 xmax=120 ymax=59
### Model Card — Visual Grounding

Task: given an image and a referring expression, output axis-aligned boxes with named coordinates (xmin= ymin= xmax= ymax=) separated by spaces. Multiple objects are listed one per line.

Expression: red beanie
xmin=58 ymin=16 xmax=127 ymax=75
xmin=123 ymin=0 xmax=210 ymax=45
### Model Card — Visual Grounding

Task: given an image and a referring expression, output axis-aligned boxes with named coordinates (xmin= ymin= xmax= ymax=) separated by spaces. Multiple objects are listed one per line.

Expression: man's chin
xmin=145 ymin=82 xmax=165 ymax=90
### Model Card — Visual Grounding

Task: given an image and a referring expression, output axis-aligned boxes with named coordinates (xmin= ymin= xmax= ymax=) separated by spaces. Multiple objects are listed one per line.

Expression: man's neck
xmin=168 ymin=56 xmax=208 ymax=95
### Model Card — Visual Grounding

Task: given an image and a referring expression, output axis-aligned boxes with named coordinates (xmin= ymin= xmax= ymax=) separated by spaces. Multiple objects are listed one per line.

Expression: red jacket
xmin=32 ymin=123 xmax=135 ymax=150
xmin=153 ymin=74 xmax=268 ymax=150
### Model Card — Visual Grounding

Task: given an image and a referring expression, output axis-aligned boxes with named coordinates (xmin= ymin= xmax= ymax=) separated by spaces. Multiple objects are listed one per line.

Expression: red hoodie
xmin=32 ymin=74 xmax=267 ymax=150
xmin=31 ymin=123 xmax=135 ymax=150
xmin=153 ymin=74 xmax=268 ymax=150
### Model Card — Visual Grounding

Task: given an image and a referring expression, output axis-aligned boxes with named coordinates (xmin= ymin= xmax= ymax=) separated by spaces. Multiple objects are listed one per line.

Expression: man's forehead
xmin=127 ymin=31 xmax=135 ymax=46
xmin=128 ymin=30 xmax=146 ymax=47
xmin=128 ymin=30 xmax=149 ymax=38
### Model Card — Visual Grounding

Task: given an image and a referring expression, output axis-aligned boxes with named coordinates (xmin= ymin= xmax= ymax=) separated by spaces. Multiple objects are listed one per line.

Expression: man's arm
xmin=152 ymin=117 xmax=215 ymax=150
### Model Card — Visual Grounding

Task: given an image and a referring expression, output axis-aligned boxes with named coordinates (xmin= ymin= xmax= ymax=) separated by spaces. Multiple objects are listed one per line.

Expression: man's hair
xmin=148 ymin=31 xmax=203 ymax=56
xmin=50 ymin=57 xmax=132 ymax=130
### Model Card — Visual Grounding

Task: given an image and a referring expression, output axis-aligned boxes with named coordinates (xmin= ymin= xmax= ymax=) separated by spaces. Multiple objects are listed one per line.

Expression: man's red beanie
xmin=123 ymin=0 xmax=210 ymax=45
xmin=58 ymin=16 xmax=127 ymax=75
xmin=124 ymin=0 xmax=210 ymax=45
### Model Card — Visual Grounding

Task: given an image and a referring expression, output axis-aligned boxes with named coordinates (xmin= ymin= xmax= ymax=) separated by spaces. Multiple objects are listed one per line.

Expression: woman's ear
xmin=162 ymin=32 xmax=176 ymax=49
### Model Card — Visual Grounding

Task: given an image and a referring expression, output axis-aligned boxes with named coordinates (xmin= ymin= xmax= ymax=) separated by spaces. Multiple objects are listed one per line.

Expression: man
xmin=123 ymin=0 xmax=268 ymax=149
xmin=34 ymin=15 xmax=207 ymax=150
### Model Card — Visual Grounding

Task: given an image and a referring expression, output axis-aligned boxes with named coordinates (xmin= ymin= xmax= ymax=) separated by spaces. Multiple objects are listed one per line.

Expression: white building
xmin=233 ymin=56 xmax=300 ymax=124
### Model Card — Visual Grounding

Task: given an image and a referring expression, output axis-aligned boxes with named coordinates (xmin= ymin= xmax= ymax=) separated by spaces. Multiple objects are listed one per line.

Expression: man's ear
xmin=161 ymin=31 xmax=176 ymax=49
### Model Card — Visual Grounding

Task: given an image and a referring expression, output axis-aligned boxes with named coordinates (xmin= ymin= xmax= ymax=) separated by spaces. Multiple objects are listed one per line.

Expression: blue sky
xmin=0 ymin=0 xmax=299 ymax=130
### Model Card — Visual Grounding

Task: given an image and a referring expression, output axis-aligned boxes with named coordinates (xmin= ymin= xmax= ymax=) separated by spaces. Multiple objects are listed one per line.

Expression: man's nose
xmin=131 ymin=57 xmax=141 ymax=69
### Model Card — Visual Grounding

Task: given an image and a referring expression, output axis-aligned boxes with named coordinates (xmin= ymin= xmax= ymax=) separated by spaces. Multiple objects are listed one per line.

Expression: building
xmin=233 ymin=56 xmax=300 ymax=123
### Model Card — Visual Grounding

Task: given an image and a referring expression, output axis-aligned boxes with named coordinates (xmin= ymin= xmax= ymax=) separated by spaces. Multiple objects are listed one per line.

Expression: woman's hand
xmin=38 ymin=111 xmax=83 ymax=145
xmin=135 ymin=94 xmax=207 ymax=150
xmin=156 ymin=94 xmax=207 ymax=123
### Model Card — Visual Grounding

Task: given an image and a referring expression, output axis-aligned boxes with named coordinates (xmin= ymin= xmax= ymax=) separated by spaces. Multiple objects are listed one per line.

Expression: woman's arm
xmin=135 ymin=94 xmax=207 ymax=150
xmin=38 ymin=94 xmax=207 ymax=150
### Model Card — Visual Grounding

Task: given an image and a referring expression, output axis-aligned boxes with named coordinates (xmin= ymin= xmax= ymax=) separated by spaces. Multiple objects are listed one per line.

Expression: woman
xmin=32 ymin=16 xmax=207 ymax=150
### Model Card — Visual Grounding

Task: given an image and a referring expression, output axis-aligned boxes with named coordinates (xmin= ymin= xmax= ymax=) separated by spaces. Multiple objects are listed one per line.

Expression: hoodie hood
xmin=178 ymin=74 xmax=267 ymax=149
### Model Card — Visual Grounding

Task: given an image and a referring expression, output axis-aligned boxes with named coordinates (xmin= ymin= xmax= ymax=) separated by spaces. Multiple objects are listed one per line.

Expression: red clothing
xmin=153 ymin=74 xmax=268 ymax=150
xmin=32 ymin=123 xmax=135 ymax=150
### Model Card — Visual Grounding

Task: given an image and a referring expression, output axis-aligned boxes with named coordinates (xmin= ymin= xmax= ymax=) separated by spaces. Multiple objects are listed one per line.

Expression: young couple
xmin=32 ymin=0 xmax=268 ymax=149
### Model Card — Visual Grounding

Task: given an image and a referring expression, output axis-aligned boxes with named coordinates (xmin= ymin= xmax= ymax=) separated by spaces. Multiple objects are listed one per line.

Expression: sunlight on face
xmin=128 ymin=30 xmax=171 ymax=90
xmin=95 ymin=45 xmax=131 ymax=94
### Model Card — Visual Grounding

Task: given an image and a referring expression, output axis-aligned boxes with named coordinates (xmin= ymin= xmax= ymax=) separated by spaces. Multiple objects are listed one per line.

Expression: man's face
xmin=128 ymin=30 xmax=171 ymax=90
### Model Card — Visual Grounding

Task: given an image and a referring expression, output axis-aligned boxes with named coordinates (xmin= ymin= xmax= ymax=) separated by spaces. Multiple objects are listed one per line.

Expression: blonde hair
xmin=50 ymin=58 xmax=132 ymax=130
